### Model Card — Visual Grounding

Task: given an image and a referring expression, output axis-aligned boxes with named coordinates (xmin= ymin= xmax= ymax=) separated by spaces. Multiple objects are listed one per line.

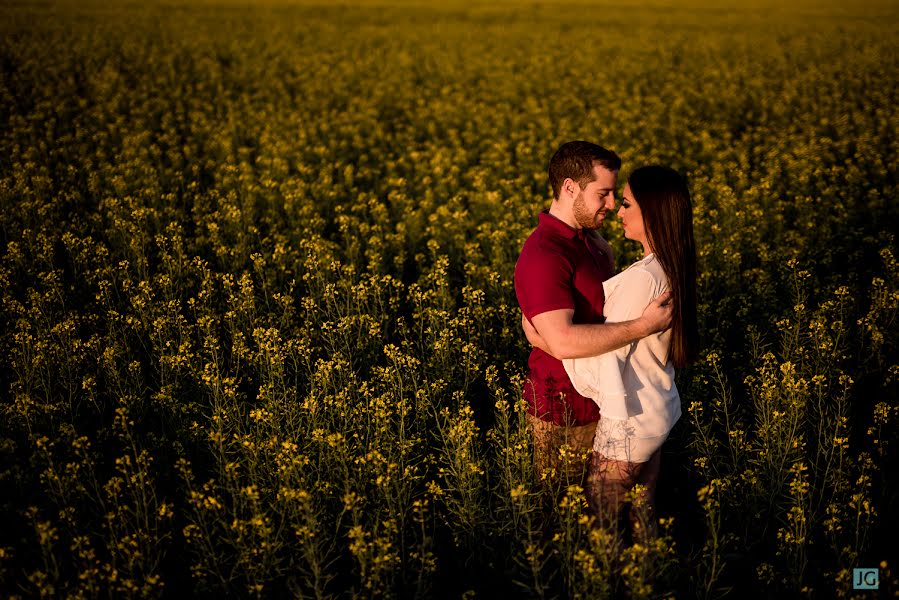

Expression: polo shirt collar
xmin=538 ymin=209 xmax=585 ymax=240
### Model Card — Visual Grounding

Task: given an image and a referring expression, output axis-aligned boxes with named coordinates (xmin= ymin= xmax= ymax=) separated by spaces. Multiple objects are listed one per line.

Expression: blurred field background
xmin=1 ymin=0 xmax=897 ymax=597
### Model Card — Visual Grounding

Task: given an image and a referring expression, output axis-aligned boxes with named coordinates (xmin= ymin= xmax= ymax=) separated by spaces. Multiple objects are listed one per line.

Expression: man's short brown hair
xmin=548 ymin=141 xmax=622 ymax=199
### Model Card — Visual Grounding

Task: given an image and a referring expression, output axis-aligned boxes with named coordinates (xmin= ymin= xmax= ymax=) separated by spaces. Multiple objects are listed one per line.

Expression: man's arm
xmin=526 ymin=291 xmax=672 ymax=359
xmin=523 ymin=312 xmax=551 ymax=353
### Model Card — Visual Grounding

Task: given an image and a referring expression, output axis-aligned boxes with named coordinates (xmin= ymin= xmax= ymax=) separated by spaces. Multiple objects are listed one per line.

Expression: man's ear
xmin=562 ymin=177 xmax=578 ymax=199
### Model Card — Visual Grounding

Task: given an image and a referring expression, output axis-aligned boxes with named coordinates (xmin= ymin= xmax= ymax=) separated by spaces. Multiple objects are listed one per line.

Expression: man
xmin=514 ymin=141 xmax=672 ymax=480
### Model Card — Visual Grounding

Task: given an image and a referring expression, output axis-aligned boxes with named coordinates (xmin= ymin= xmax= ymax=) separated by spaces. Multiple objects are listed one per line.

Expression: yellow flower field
xmin=0 ymin=0 xmax=897 ymax=597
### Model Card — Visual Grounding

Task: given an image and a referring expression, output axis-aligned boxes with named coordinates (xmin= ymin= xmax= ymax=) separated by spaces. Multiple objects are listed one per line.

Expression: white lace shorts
xmin=593 ymin=418 xmax=669 ymax=463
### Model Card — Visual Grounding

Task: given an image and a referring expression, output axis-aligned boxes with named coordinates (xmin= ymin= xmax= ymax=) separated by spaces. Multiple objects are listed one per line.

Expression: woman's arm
xmin=563 ymin=267 xmax=663 ymax=416
xmin=602 ymin=269 xmax=662 ymax=325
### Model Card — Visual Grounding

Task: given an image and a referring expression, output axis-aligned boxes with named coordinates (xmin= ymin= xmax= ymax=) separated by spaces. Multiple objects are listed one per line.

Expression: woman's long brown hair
xmin=628 ymin=166 xmax=699 ymax=368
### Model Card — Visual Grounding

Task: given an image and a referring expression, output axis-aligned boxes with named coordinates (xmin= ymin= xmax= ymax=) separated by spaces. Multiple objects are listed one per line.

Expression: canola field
xmin=1 ymin=0 xmax=897 ymax=597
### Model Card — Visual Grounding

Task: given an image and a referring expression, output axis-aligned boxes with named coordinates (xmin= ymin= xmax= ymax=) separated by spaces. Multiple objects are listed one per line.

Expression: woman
xmin=524 ymin=165 xmax=698 ymax=529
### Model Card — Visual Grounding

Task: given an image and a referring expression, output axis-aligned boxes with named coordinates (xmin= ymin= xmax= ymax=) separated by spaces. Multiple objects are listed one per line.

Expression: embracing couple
xmin=514 ymin=141 xmax=698 ymax=530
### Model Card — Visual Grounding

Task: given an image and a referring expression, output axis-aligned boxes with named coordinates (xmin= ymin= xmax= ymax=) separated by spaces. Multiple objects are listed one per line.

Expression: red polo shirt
xmin=514 ymin=210 xmax=615 ymax=426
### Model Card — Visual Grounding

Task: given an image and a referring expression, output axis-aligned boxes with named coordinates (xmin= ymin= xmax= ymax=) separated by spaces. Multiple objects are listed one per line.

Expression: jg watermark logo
xmin=853 ymin=568 xmax=879 ymax=590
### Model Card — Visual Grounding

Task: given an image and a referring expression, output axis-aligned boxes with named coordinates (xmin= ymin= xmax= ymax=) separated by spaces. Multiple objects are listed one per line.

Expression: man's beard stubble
xmin=573 ymin=191 xmax=602 ymax=230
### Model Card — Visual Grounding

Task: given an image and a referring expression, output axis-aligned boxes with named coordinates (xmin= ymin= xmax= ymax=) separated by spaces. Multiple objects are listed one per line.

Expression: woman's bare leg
xmin=586 ymin=452 xmax=639 ymax=528
xmin=630 ymin=449 xmax=661 ymax=538
xmin=587 ymin=448 xmax=662 ymax=538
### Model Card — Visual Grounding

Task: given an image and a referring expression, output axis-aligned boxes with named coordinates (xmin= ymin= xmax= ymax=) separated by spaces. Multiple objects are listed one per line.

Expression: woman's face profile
xmin=618 ymin=183 xmax=646 ymax=246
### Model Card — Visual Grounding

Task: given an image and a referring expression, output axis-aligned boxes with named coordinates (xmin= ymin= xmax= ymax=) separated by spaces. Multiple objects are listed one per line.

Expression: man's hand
xmin=638 ymin=291 xmax=673 ymax=336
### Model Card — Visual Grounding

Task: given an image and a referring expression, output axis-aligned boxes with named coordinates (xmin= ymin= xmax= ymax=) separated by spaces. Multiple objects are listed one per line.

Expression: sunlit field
xmin=1 ymin=0 xmax=897 ymax=597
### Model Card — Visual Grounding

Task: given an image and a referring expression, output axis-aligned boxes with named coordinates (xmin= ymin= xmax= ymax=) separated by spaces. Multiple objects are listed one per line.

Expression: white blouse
xmin=562 ymin=254 xmax=681 ymax=438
